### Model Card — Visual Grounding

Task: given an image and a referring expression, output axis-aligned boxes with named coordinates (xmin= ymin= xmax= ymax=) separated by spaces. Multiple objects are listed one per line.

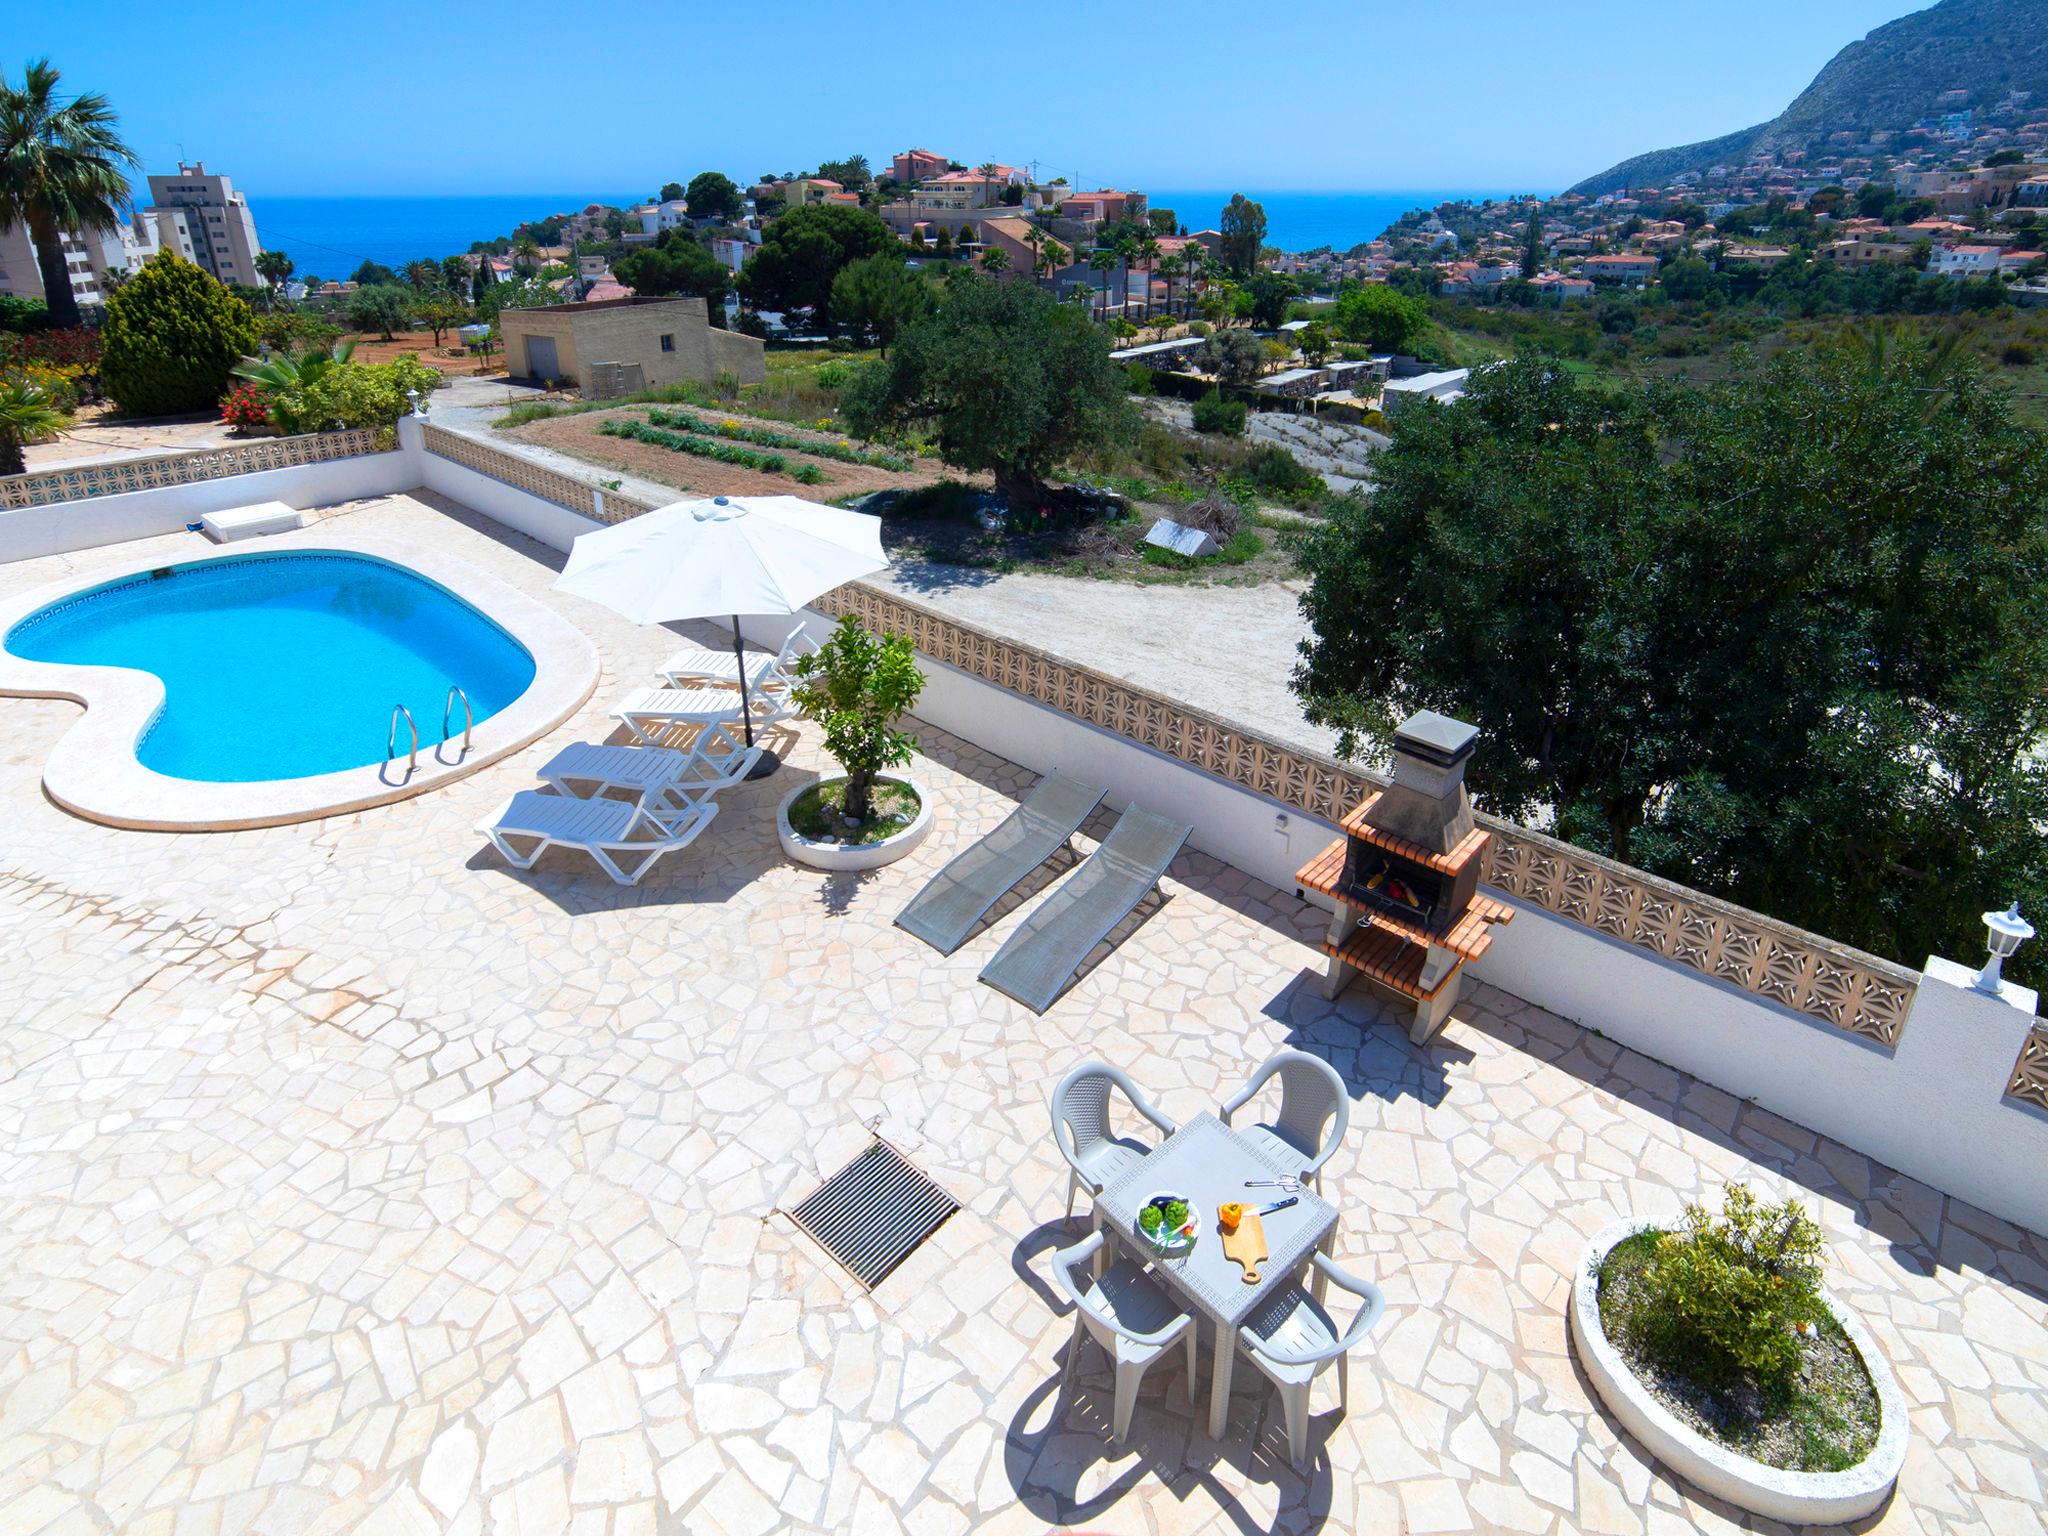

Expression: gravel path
xmin=874 ymin=556 xmax=1342 ymax=757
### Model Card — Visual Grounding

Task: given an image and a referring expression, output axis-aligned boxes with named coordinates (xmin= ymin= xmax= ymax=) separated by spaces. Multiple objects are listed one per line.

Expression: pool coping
xmin=0 ymin=530 xmax=600 ymax=831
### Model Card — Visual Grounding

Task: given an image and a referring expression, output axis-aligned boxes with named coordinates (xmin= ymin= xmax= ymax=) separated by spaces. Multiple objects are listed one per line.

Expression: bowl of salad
xmin=1136 ymin=1192 xmax=1201 ymax=1253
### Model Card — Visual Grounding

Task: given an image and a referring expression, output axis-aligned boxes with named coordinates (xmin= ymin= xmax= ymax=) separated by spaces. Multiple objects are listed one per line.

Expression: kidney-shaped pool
xmin=6 ymin=550 xmax=539 ymax=782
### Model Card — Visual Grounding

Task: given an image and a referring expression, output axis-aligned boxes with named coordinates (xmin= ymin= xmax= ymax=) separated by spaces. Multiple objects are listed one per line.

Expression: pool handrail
xmin=444 ymin=684 xmax=473 ymax=756
xmin=388 ymin=703 xmax=418 ymax=777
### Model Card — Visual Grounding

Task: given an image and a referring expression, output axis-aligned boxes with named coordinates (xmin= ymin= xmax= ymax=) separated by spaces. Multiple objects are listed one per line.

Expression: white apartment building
xmin=145 ymin=161 xmax=262 ymax=287
xmin=0 ymin=206 xmax=186 ymax=308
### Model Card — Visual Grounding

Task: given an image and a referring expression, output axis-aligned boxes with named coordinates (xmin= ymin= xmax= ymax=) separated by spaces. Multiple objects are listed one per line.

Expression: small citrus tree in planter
xmin=776 ymin=616 xmax=933 ymax=871
xmin=1571 ymin=1185 xmax=1907 ymax=1524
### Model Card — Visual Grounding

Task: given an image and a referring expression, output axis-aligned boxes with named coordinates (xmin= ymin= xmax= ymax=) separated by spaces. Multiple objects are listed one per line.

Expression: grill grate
xmin=787 ymin=1139 xmax=959 ymax=1288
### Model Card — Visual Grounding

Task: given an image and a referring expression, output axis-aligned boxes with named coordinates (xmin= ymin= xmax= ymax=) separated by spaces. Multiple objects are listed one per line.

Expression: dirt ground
xmin=347 ymin=330 xmax=503 ymax=376
xmin=507 ymin=405 xmax=978 ymax=501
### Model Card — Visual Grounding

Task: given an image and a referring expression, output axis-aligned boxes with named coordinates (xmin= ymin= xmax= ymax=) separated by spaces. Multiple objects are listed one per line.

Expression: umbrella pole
xmin=732 ymin=613 xmax=778 ymax=779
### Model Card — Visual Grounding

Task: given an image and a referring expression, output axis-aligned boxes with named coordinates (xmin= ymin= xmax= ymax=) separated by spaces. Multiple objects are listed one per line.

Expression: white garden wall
xmin=746 ymin=608 xmax=2048 ymax=1237
xmin=0 ymin=448 xmax=416 ymax=564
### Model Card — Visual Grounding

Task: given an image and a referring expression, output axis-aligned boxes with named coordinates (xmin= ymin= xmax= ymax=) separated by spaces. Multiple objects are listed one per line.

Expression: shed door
xmin=525 ymin=335 xmax=560 ymax=381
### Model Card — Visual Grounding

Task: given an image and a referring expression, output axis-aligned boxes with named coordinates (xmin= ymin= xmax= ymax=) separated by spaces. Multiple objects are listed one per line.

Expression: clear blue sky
xmin=28 ymin=0 xmax=1931 ymax=196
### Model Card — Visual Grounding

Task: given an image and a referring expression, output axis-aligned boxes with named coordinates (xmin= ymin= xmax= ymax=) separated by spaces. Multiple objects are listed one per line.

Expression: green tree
xmin=470 ymin=261 xmax=493 ymax=308
xmin=1291 ymin=346 xmax=2048 ymax=983
xmin=0 ymin=376 xmax=65 ymax=474
xmin=685 ymin=171 xmax=745 ymax=222
xmin=1661 ymin=256 xmax=1713 ymax=303
xmin=414 ymin=294 xmax=470 ymax=347
xmin=814 ymin=154 xmax=872 ymax=191
xmin=1330 ymin=282 xmax=1427 ymax=351
xmin=828 ymin=252 xmax=932 ymax=352
xmin=1521 ymin=212 xmax=1542 ymax=280
xmin=0 ymin=58 xmax=138 ymax=330
xmin=402 ymin=259 xmax=440 ymax=290
xmin=100 ymin=255 xmax=258 ymax=416
xmin=440 ymin=254 xmax=471 ymax=291
xmin=255 ymin=250 xmax=295 ymax=293
xmin=1218 ymin=193 xmax=1266 ymax=277
xmin=1244 ymin=270 xmax=1297 ymax=328
xmin=614 ymin=234 xmax=729 ymax=303
xmin=978 ymin=245 xmax=1011 ymax=276
xmin=841 ymin=277 xmax=1139 ymax=504
xmin=1202 ymin=326 xmax=1268 ymax=384
xmin=346 ymin=284 xmax=412 ymax=341
xmin=738 ymin=203 xmax=894 ymax=322
xmin=1298 ymin=319 xmax=1334 ymax=365
xmin=658 ymin=180 xmax=685 ymax=202
xmin=788 ymin=615 xmax=924 ymax=824
xmin=349 ymin=260 xmax=400 ymax=287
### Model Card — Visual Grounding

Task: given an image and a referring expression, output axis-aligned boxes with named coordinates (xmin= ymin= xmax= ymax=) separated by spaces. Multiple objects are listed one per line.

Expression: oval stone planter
xmin=1569 ymin=1218 xmax=1907 ymax=1526
xmin=777 ymin=775 xmax=932 ymax=872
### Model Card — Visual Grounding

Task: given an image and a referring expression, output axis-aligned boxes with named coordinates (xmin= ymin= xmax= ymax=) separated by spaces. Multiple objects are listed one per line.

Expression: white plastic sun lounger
xmin=538 ymin=737 xmax=764 ymax=812
xmin=610 ymin=685 xmax=791 ymax=746
xmin=479 ymin=790 xmax=719 ymax=885
xmin=660 ymin=624 xmax=816 ymax=691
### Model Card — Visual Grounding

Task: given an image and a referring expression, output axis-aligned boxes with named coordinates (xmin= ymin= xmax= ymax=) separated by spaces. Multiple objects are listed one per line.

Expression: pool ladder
xmin=387 ymin=704 xmax=418 ymax=777
xmin=444 ymin=685 xmax=473 ymax=759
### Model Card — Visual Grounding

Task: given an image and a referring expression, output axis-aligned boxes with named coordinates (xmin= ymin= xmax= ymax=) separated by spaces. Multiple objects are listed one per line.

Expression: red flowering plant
xmin=219 ymin=381 xmax=270 ymax=431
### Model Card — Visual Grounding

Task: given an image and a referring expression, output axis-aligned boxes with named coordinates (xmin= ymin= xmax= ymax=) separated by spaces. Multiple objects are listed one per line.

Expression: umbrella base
xmin=744 ymin=747 xmax=781 ymax=780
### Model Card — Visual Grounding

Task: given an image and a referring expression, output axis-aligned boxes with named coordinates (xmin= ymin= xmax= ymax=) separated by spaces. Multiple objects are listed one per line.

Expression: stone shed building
xmin=499 ymin=296 xmax=765 ymax=392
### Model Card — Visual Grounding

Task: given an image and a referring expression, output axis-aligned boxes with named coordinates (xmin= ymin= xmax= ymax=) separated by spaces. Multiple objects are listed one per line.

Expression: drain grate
xmin=787 ymin=1138 xmax=959 ymax=1288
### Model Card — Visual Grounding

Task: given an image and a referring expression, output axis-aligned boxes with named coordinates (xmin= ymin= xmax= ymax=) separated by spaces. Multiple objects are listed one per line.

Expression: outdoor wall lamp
xmin=1976 ymin=903 xmax=2035 ymax=994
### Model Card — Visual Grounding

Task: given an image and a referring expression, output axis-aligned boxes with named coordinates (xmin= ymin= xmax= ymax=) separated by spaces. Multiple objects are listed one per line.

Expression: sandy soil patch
xmin=506 ymin=405 xmax=981 ymax=500
xmin=348 ymin=330 xmax=502 ymax=376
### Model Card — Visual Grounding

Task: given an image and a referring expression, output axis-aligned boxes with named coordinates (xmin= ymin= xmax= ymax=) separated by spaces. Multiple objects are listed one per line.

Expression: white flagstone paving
xmin=0 ymin=492 xmax=2043 ymax=1536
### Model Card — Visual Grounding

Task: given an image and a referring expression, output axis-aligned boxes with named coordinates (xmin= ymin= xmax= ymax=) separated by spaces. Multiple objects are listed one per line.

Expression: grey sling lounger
xmin=978 ymin=806 xmax=1193 ymax=1013
xmin=895 ymin=772 xmax=1106 ymax=954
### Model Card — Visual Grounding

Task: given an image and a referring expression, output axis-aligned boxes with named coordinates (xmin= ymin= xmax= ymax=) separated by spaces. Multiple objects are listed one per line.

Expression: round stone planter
xmin=776 ymin=775 xmax=932 ymax=872
xmin=1569 ymin=1218 xmax=1907 ymax=1527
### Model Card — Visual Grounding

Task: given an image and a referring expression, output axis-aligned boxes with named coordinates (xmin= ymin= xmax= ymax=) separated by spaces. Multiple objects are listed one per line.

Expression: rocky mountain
xmin=1569 ymin=0 xmax=2048 ymax=195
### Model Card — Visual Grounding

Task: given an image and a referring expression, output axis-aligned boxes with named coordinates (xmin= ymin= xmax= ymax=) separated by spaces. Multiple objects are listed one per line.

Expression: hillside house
xmin=499 ymin=295 xmax=764 ymax=390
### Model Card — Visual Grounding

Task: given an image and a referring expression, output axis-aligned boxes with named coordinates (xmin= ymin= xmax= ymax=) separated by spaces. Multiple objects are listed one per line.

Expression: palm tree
xmin=232 ymin=339 xmax=356 ymax=394
xmin=255 ymin=250 xmax=295 ymax=295
xmin=511 ymin=236 xmax=541 ymax=276
xmin=1087 ymin=247 xmax=1118 ymax=321
xmin=979 ymin=246 xmax=1010 ymax=277
xmin=1158 ymin=252 xmax=1184 ymax=320
xmin=0 ymin=59 xmax=139 ymax=329
xmin=0 ymin=378 xmax=65 ymax=475
xmin=1137 ymin=233 xmax=1162 ymax=320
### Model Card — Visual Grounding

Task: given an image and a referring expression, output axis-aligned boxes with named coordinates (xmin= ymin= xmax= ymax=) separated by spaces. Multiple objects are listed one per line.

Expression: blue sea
xmin=245 ymin=194 xmax=646 ymax=280
xmin=1145 ymin=189 xmax=1532 ymax=251
xmin=238 ymin=188 xmax=1530 ymax=278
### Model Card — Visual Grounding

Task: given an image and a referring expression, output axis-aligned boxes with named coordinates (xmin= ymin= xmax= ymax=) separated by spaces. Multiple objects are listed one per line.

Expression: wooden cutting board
xmin=1220 ymin=1210 xmax=1269 ymax=1285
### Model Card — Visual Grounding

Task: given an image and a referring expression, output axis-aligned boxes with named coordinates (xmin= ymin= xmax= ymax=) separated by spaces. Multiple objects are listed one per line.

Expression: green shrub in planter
xmin=1622 ymin=1184 xmax=1827 ymax=1393
xmin=1192 ymin=388 xmax=1247 ymax=435
xmin=101 ymin=256 xmax=258 ymax=416
xmin=788 ymin=616 xmax=924 ymax=823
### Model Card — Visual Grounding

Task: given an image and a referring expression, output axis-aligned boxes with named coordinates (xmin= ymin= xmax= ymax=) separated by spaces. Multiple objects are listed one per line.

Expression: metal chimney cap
xmin=1392 ymin=710 xmax=1479 ymax=768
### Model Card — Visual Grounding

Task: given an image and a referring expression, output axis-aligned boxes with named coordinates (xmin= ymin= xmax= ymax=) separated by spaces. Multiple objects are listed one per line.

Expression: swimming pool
xmin=5 ymin=551 xmax=538 ymax=782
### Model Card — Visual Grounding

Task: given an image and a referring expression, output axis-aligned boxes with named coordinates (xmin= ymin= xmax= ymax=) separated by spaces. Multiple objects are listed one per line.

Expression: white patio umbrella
xmin=556 ymin=494 xmax=887 ymax=777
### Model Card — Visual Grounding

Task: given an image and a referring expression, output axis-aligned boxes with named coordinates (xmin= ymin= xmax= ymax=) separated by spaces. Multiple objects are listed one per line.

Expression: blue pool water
xmin=6 ymin=552 xmax=536 ymax=782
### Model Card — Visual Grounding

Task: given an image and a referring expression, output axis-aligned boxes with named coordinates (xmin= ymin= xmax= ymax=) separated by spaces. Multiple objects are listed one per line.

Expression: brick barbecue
xmin=1295 ymin=711 xmax=1514 ymax=1043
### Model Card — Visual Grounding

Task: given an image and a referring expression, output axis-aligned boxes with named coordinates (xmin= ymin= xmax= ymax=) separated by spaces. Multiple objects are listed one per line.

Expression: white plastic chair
xmin=1219 ymin=1049 xmax=1350 ymax=1190
xmin=1238 ymin=1254 xmax=1387 ymax=1467
xmin=1049 ymin=1060 xmax=1178 ymax=1215
xmin=1051 ymin=1230 xmax=1198 ymax=1444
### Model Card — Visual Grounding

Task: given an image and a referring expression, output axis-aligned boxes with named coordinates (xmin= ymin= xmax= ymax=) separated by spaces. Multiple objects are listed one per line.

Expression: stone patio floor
xmin=0 ymin=493 xmax=2043 ymax=1536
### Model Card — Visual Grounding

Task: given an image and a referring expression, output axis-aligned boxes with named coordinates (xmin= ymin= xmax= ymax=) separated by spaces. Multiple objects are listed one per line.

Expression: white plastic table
xmin=1095 ymin=1110 xmax=1339 ymax=1438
